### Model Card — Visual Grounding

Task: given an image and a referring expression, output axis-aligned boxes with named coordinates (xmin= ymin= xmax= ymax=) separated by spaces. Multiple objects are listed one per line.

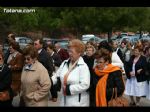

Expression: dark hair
xmin=47 ymin=44 xmax=55 ymax=51
xmin=23 ymin=46 xmax=38 ymax=59
xmin=34 ymin=38 xmax=44 ymax=45
xmin=98 ymin=40 xmax=113 ymax=52
xmin=8 ymin=33 xmax=15 ymax=40
xmin=95 ymin=48 xmax=112 ymax=63
xmin=9 ymin=42 xmax=20 ymax=51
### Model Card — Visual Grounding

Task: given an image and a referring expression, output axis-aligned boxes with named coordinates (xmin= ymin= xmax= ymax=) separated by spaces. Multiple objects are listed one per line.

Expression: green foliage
xmin=0 ymin=7 xmax=150 ymax=37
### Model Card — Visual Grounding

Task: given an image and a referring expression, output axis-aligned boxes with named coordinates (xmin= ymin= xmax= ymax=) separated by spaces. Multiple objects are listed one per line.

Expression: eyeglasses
xmin=25 ymin=57 xmax=31 ymax=61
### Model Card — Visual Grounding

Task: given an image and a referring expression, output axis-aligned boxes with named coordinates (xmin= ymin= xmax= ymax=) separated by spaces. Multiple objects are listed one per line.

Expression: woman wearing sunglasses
xmin=20 ymin=46 xmax=51 ymax=107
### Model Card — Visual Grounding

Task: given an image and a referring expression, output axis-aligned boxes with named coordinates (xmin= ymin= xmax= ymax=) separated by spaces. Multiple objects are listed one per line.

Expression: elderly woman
xmin=52 ymin=39 xmax=90 ymax=106
xmin=125 ymin=44 xmax=148 ymax=106
xmin=93 ymin=48 xmax=125 ymax=107
xmin=0 ymin=51 xmax=13 ymax=106
xmin=20 ymin=46 xmax=51 ymax=107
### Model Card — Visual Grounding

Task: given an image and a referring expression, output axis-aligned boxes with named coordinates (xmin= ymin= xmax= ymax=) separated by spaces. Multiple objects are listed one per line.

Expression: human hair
xmin=68 ymin=39 xmax=85 ymax=54
xmin=9 ymin=42 xmax=20 ymax=51
xmin=8 ymin=33 xmax=15 ymax=40
xmin=34 ymin=38 xmax=44 ymax=45
xmin=47 ymin=44 xmax=56 ymax=52
xmin=86 ymin=45 xmax=96 ymax=53
xmin=134 ymin=44 xmax=143 ymax=52
xmin=98 ymin=40 xmax=113 ymax=52
xmin=23 ymin=45 xmax=38 ymax=59
xmin=95 ymin=48 xmax=112 ymax=63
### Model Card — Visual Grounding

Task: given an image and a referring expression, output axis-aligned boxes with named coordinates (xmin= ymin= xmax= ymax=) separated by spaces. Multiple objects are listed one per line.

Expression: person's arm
xmin=32 ymin=68 xmax=51 ymax=102
xmin=112 ymin=52 xmax=124 ymax=68
xmin=66 ymin=64 xmax=90 ymax=95
xmin=114 ymin=70 xmax=125 ymax=97
xmin=0 ymin=66 xmax=12 ymax=90
xmin=10 ymin=53 xmax=24 ymax=71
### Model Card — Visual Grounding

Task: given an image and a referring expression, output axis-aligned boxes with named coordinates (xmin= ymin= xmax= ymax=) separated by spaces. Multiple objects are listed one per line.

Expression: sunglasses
xmin=25 ymin=57 xmax=31 ymax=61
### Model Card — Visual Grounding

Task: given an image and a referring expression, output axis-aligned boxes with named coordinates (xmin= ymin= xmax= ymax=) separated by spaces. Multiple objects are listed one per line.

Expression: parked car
xmin=43 ymin=37 xmax=69 ymax=49
xmin=15 ymin=37 xmax=33 ymax=50
xmin=118 ymin=35 xmax=139 ymax=45
xmin=82 ymin=34 xmax=106 ymax=44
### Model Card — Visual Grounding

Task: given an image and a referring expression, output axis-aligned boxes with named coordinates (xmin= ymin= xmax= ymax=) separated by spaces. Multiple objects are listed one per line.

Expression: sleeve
xmin=0 ymin=66 xmax=12 ymax=90
xmin=114 ymin=71 xmax=125 ymax=97
xmin=51 ymin=61 xmax=65 ymax=85
xmin=53 ymin=54 xmax=62 ymax=67
xmin=69 ymin=64 xmax=90 ymax=95
xmin=11 ymin=54 xmax=24 ymax=71
xmin=33 ymin=68 xmax=51 ymax=102
xmin=112 ymin=52 xmax=124 ymax=69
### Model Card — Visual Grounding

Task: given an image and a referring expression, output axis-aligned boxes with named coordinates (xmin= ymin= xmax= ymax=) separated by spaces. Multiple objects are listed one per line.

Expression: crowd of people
xmin=0 ymin=33 xmax=150 ymax=107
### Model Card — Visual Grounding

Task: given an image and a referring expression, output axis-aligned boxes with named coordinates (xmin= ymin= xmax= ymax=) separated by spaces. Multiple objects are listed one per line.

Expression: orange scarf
xmin=94 ymin=64 xmax=122 ymax=107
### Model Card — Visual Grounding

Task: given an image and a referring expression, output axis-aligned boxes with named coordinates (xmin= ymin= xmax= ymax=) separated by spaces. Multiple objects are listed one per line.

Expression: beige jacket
xmin=20 ymin=60 xmax=51 ymax=107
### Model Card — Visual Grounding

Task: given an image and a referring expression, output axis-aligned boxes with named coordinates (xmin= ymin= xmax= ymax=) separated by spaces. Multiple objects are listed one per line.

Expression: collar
xmin=24 ymin=60 xmax=38 ymax=71
xmin=51 ymin=52 xmax=54 ymax=57
xmin=38 ymin=49 xmax=42 ymax=54
xmin=63 ymin=56 xmax=85 ymax=68
xmin=57 ymin=48 xmax=61 ymax=53
xmin=11 ymin=51 xmax=18 ymax=58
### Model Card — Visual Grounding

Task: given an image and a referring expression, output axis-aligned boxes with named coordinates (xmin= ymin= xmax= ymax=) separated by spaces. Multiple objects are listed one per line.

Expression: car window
xmin=19 ymin=39 xmax=26 ymax=43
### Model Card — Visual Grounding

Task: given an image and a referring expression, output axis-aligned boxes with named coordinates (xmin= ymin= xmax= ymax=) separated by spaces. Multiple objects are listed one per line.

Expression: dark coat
xmin=57 ymin=48 xmax=69 ymax=62
xmin=51 ymin=52 xmax=62 ymax=67
xmin=0 ymin=64 xmax=13 ymax=98
xmin=145 ymin=57 xmax=150 ymax=81
xmin=83 ymin=55 xmax=95 ymax=106
xmin=125 ymin=55 xmax=147 ymax=82
xmin=38 ymin=49 xmax=54 ymax=77
xmin=92 ymin=70 xmax=125 ymax=106
xmin=116 ymin=48 xmax=124 ymax=63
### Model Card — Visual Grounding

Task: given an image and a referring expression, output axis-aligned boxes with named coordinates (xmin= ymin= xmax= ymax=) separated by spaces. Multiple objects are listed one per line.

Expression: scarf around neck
xmin=94 ymin=64 xmax=122 ymax=107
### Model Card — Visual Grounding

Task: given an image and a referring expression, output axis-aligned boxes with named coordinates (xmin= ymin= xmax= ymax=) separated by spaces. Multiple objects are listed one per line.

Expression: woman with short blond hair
xmin=52 ymin=39 xmax=90 ymax=106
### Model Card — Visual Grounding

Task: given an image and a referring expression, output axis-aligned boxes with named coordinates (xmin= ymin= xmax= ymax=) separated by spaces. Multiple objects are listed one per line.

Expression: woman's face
xmin=96 ymin=57 xmax=108 ymax=70
xmin=134 ymin=49 xmax=141 ymax=57
xmin=68 ymin=47 xmax=80 ymax=63
xmin=86 ymin=47 xmax=94 ymax=57
xmin=9 ymin=46 xmax=15 ymax=54
xmin=24 ymin=55 xmax=35 ymax=65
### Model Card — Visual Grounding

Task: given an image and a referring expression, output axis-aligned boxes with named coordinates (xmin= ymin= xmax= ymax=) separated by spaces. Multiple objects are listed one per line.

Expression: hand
xmin=137 ymin=69 xmax=142 ymax=74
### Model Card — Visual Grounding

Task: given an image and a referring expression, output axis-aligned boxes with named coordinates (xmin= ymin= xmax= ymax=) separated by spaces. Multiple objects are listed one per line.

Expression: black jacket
xmin=0 ymin=64 xmax=13 ymax=98
xmin=51 ymin=52 xmax=62 ymax=67
xmin=125 ymin=55 xmax=147 ymax=82
xmin=145 ymin=57 xmax=150 ymax=81
xmin=38 ymin=49 xmax=54 ymax=77
xmin=92 ymin=70 xmax=125 ymax=106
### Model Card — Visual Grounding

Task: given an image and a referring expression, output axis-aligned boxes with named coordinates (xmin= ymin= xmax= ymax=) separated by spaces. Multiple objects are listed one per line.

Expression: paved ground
xmin=47 ymin=92 xmax=150 ymax=107
xmin=12 ymin=75 xmax=150 ymax=107
xmin=48 ymin=76 xmax=150 ymax=107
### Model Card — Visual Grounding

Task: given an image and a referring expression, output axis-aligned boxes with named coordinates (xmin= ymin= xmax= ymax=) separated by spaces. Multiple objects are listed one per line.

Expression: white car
xmin=82 ymin=34 xmax=106 ymax=44
xmin=15 ymin=37 xmax=33 ymax=49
